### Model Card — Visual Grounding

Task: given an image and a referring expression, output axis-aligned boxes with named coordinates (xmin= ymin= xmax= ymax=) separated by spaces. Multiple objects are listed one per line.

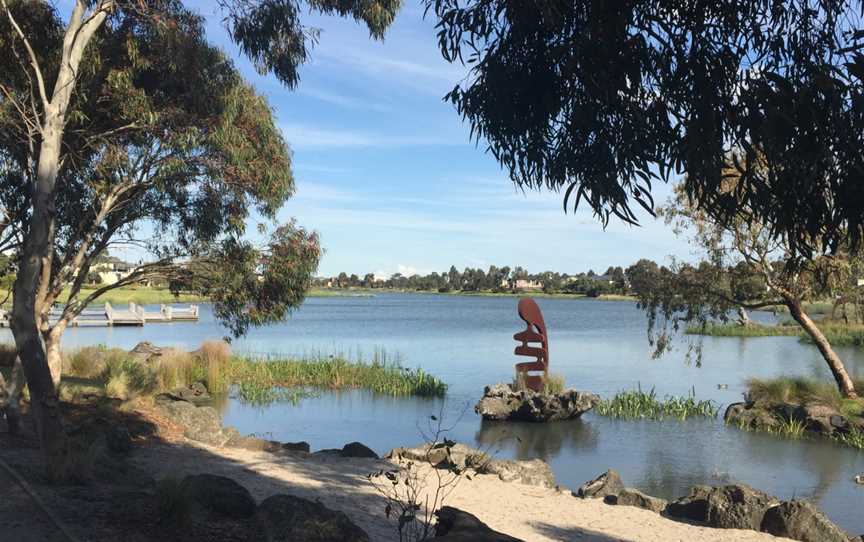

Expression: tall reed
xmin=595 ymin=385 xmax=718 ymax=420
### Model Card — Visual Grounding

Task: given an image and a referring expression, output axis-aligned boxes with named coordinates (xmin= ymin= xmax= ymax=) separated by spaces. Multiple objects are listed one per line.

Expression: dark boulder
xmin=604 ymin=488 xmax=667 ymax=513
xmin=574 ymin=469 xmax=624 ymax=499
xmin=180 ymin=474 xmax=256 ymax=519
xmin=434 ymin=506 xmax=523 ymax=541
xmin=665 ymin=485 xmax=712 ymax=522
xmin=255 ymin=494 xmax=369 ymax=542
xmin=105 ymin=423 xmax=133 ymax=454
xmin=761 ymin=500 xmax=851 ymax=542
xmin=475 ymin=383 xmax=599 ymax=422
xmin=704 ymin=484 xmax=778 ymax=530
xmin=341 ymin=442 xmax=379 ymax=459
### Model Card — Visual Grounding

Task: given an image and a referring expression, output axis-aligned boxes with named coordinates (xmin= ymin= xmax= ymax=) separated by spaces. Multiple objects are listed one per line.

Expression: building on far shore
xmin=92 ymin=256 xmax=134 ymax=285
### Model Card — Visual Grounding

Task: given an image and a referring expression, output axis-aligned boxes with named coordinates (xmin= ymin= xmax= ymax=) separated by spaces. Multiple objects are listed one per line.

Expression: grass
xmin=595 ymin=386 xmax=719 ymax=420
xmin=687 ymin=319 xmax=864 ymax=347
xmin=228 ymin=351 xmax=448 ymax=398
xmin=745 ymin=376 xmax=864 ymax=415
xmin=833 ymin=426 xmax=864 ymax=449
xmin=686 ymin=323 xmax=800 ymax=337
xmin=55 ymin=343 xmax=447 ymax=406
xmin=0 ymin=285 xmax=205 ymax=308
xmin=543 ymin=373 xmax=566 ymax=395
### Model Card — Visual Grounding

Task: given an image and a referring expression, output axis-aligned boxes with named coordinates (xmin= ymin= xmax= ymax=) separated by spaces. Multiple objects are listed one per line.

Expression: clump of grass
xmin=154 ymin=349 xmax=200 ymax=391
xmin=800 ymin=324 xmax=864 ymax=347
xmin=543 ymin=373 xmax=565 ymax=395
xmin=833 ymin=426 xmax=864 ymax=449
xmin=64 ymin=345 xmax=109 ymax=378
xmin=771 ymin=417 xmax=807 ymax=439
xmin=596 ymin=385 xmax=718 ymax=420
xmin=745 ymin=376 xmax=864 ymax=413
xmin=197 ymin=340 xmax=232 ymax=393
xmin=99 ymin=354 xmax=157 ymax=399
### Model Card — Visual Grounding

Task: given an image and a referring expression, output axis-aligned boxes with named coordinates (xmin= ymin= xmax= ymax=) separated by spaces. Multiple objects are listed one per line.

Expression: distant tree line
xmin=314 ymin=265 xmax=629 ymax=296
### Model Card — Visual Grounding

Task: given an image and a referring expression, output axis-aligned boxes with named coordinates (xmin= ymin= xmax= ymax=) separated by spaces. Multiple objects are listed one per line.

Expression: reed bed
xmin=60 ymin=343 xmax=446 ymax=405
xmin=228 ymin=354 xmax=447 ymax=398
xmin=595 ymin=386 xmax=719 ymax=420
xmin=745 ymin=376 xmax=864 ymax=417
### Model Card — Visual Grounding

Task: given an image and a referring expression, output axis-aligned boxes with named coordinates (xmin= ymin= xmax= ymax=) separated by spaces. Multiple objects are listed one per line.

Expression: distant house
xmin=92 ymin=257 xmax=134 ymax=285
xmin=514 ymin=279 xmax=543 ymax=290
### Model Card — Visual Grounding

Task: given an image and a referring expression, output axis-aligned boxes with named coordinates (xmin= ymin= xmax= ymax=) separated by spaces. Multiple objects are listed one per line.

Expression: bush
xmin=543 ymin=373 xmax=565 ymax=395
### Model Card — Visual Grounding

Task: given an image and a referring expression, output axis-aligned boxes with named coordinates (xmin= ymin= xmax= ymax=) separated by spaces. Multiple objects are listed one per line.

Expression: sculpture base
xmin=475 ymin=383 xmax=599 ymax=422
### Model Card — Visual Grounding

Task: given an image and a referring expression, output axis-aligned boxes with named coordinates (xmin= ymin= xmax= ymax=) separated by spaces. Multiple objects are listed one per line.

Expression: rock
xmin=164 ymin=381 xmax=211 ymax=405
xmin=255 ymin=494 xmax=369 ymax=542
xmin=154 ymin=396 xmax=234 ymax=446
xmin=724 ymin=402 xmax=780 ymax=431
xmin=130 ymin=341 xmax=163 ymax=361
xmin=574 ymin=469 xmax=624 ymax=499
xmin=180 ymin=474 xmax=256 ymax=519
xmin=605 ymin=488 xmax=667 ymax=513
xmin=482 ymin=458 xmax=555 ymax=488
xmin=386 ymin=443 xmax=555 ymax=487
xmin=704 ymin=484 xmax=779 ymax=530
xmin=475 ymin=383 xmax=599 ymax=422
xmin=434 ymin=506 xmax=524 ymax=541
xmin=854 ymin=473 xmax=864 ymax=485
xmin=341 ymin=441 xmax=378 ymax=458
xmin=761 ymin=500 xmax=851 ymax=542
xmin=665 ymin=485 xmax=712 ymax=522
xmin=226 ymin=434 xmax=310 ymax=453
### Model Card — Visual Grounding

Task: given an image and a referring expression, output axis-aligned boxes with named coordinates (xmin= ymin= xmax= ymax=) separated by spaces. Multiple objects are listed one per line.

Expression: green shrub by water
xmin=595 ymin=386 xmax=718 ymax=420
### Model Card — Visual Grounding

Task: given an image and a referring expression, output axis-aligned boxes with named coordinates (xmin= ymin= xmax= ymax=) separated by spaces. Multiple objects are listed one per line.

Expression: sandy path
xmin=133 ymin=441 xmax=792 ymax=542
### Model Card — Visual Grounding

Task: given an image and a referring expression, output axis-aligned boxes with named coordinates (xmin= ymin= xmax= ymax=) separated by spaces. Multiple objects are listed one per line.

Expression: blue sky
xmin=84 ymin=1 xmax=693 ymax=277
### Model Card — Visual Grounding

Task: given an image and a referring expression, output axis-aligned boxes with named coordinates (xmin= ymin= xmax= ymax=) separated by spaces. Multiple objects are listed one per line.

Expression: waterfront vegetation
xmin=595 ymin=387 xmax=719 ymax=421
xmin=745 ymin=377 xmax=864 ymax=418
xmin=687 ymin=321 xmax=864 ymax=347
xmin=59 ymin=342 xmax=447 ymax=405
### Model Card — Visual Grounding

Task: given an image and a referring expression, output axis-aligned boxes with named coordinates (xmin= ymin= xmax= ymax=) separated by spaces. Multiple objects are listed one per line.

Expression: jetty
xmin=0 ymin=302 xmax=199 ymax=327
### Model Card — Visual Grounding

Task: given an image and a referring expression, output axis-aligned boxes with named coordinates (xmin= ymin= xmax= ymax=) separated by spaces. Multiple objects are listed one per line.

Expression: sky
xmin=70 ymin=0 xmax=694 ymax=278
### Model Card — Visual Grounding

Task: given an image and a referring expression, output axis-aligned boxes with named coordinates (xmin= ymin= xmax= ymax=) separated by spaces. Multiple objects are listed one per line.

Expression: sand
xmin=133 ymin=441 xmax=792 ymax=542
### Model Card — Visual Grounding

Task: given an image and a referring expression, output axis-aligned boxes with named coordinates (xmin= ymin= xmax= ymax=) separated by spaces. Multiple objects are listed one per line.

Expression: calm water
xmin=11 ymin=294 xmax=864 ymax=533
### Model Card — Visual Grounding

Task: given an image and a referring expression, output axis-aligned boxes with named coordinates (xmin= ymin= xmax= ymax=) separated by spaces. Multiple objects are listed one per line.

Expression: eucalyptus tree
xmin=627 ymin=183 xmax=861 ymax=398
xmin=0 ymin=0 xmax=400 ymax=477
xmin=425 ymin=0 xmax=864 ymax=258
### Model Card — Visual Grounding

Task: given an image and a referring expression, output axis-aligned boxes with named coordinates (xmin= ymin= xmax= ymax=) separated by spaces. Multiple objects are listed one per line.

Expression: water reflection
xmin=474 ymin=419 xmax=598 ymax=460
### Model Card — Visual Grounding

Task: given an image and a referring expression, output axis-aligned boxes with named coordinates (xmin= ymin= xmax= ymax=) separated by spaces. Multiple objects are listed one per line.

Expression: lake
xmin=14 ymin=293 xmax=864 ymax=533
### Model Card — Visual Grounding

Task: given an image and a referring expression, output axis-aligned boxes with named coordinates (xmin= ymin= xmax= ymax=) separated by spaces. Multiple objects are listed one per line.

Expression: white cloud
xmin=298 ymin=87 xmax=394 ymax=113
xmin=397 ymin=264 xmax=419 ymax=277
xmin=281 ymin=123 xmax=462 ymax=150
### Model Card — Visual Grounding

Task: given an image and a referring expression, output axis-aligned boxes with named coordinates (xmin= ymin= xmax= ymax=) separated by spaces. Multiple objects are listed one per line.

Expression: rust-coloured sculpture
xmin=513 ymin=297 xmax=549 ymax=392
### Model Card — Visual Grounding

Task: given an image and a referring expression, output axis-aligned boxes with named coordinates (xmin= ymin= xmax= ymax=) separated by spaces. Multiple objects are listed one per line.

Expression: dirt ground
xmin=0 ymin=401 xmax=794 ymax=542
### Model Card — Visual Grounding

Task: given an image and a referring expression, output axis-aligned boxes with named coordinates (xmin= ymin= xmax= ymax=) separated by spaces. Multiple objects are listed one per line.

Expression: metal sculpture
xmin=513 ymin=297 xmax=549 ymax=392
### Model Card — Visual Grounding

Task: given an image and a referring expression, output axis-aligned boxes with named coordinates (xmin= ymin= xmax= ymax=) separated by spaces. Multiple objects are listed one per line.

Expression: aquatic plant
xmin=228 ymin=354 xmax=447 ymax=399
xmin=833 ymin=426 xmax=864 ymax=450
xmin=595 ymin=386 xmax=718 ymax=420
xmin=685 ymin=323 xmax=800 ymax=337
xmin=233 ymin=383 xmax=310 ymax=407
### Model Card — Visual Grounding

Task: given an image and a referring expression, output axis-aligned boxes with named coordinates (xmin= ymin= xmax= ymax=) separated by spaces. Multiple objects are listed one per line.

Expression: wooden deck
xmin=0 ymin=303 xmax=199 ymax=327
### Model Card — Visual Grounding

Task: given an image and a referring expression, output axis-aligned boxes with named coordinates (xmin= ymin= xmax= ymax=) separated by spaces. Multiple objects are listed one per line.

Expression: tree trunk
xmin=11 ymin=110 xmax=70 ymax=479
xmin=0 ymin=356 xmax=25 ymax=434
xmin=787 ymin=299 xmax=858 ymax=399
xmin=45 ymin=333 xmax=63 ymax=388
xmin=737 ymin=306 xmax=750 ymax=327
